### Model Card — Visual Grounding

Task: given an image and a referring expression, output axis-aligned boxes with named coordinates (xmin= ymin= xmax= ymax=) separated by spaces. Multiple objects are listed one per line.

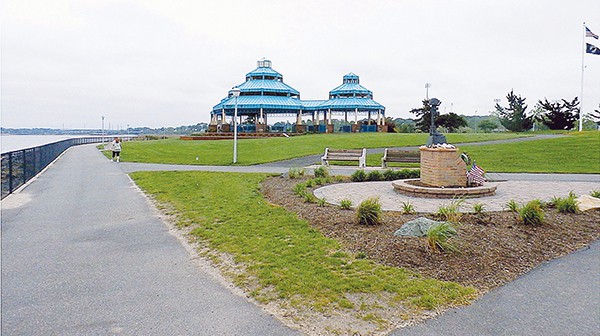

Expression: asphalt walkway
xmin=1 ymin=145 xmax=298 ymax=335
xmin=2 ymin=140 xmax=599 ymax=336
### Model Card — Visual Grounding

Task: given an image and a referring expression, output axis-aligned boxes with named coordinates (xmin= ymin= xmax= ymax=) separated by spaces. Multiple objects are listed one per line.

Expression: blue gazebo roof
xmin=329 ymin=73 xmax=373 ymax=98
xmin=211 ymin=61 xmax=385 ymax=116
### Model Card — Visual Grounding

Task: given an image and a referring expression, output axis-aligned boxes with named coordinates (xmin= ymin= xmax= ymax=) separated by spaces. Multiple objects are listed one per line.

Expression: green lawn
xmin=121 ymin=132 xmax=529 ymax=166
xmin=131 ymin=171 xmax=475 ymax=317
xmin=361 ymin=132 xmax=598 ymax=173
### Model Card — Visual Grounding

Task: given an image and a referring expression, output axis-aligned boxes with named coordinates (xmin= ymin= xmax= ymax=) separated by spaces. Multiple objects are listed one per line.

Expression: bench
xmin=321 ymin=148 xmax=366 ymax=168
xmin=381 ymin=149 xmax=420 ymax=168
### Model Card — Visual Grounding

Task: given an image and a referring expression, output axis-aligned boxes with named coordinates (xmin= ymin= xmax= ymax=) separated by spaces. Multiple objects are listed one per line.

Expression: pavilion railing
xmin=1 ymin=137 xmax=107 ymax=200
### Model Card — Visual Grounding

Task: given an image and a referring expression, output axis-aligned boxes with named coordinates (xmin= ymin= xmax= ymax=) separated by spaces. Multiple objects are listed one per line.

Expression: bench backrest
xmin=386 ymin=149 xmax=420 ymax=158
xmin=327 ymin=149 xmax=364 ymax=157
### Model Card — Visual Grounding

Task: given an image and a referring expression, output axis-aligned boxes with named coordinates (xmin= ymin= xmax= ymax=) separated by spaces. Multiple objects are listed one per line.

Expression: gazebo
xmin=209 ymin=59 xmax=386 ymax=133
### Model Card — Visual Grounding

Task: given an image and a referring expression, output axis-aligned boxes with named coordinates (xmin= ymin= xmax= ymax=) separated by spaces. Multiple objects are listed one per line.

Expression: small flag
xmin=587 ymin=43 xmax=600 ymax=55
xmin=467 ymin=162 xmax=486 ymax=186
xmin=586 ymin=26 xmax=599 ymax=39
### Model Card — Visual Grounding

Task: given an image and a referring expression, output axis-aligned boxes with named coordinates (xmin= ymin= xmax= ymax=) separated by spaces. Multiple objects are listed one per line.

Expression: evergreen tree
xmin=588 ymin=104 xmax=600 ymax=124
xmin=409 ymin=99 xmax=433 ymax=132
xmin=495 ymin=90 xmax=534 ymax=132
xmin=538 ymin=97 xmax=579 ymax=130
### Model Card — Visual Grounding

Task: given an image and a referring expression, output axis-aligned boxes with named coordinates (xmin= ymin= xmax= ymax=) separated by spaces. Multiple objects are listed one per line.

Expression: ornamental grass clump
xmin=555 ymin=191 xmax=579 ymax=214
xmin=288 ymin=167 xmax=305 ymax=179
xmin=426 ymin=222 xmax=459 ymax=253
xmin=518 ymin=200 xmax=544 ymax=225
xmin=356 ymin=197 xmax=382 ymax=225
xmin=314 ymin=166 xmax=330 ymax=179
xmin=436 ymin=198 xmax=464 ymax=223
xmin=339 ymin=198 xmax=353 ymax=210
xmin=591 ymin=190 xmax=600 ymax=198
xmin=401 ymin=201 xmax=416 ymax=214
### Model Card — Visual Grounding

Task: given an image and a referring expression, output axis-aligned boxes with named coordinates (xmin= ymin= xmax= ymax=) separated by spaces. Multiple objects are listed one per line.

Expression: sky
xmin=2 ymin=0 xmax=600 ymax=129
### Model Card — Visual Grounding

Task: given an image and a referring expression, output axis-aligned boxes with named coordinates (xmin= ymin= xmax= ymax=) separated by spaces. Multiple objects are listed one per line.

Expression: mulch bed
xmin=261 ymin=176 xmax=600 ymax=291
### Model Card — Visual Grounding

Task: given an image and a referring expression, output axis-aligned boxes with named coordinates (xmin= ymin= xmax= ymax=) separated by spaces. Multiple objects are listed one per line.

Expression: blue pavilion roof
xmin=237 ymin=80 xmax=299 ymax=95
xmin=214 ymin=96 xmax=303 ymax=113
xmin=211 ymin=61 xmax=385 ymax=115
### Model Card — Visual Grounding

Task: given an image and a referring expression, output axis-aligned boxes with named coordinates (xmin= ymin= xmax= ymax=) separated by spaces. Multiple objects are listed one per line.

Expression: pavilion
xmin=209 ymin=59 xmax=386 ymax=133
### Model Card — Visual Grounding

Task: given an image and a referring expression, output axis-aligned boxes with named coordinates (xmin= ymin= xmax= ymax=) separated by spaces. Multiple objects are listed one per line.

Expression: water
xmin=1 ymin=135 xmax=98 ymax=153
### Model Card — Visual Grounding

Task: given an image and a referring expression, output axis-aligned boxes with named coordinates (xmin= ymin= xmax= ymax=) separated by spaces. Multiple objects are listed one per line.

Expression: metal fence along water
xmin=1 ymin=137 xmax=107 ymax=199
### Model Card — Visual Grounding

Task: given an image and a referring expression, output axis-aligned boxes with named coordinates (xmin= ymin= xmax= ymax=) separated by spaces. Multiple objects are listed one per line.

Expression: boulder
xmin=394 ymin=217 xmax=446 ymax=237
xmin=577 ymin=195 xmax=600 ymax=212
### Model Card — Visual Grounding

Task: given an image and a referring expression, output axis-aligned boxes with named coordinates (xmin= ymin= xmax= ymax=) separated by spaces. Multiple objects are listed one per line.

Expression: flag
xmin=467 ymin=161 xmax=486 ymax=186
xmin=586 ymin=26 xmax=599 ymax=39
xmin=587 ymin=43 xmax=600 ymax=55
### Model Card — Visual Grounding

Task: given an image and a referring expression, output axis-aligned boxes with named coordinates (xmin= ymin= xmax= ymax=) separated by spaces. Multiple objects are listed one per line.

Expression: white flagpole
xmin=579 ymin=22 xmax=585 ymax=132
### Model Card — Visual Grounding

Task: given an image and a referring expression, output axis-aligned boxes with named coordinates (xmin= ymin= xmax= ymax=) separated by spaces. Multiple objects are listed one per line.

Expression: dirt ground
xmin=261 ymin=176 xmax=600 ymax=292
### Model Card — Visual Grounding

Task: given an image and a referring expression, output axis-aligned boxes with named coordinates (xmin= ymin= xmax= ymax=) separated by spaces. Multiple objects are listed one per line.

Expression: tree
xmin=537 ymin=97 xmax=579 ymax=130
xmin=435 ymin=113 xmax=467 ymax=132
xmin=588 ymin=104 xmax=600 ymax=125
xmin=409 ymin=99 xmax=433 ymax=132
xmin=495 ymin=90 xmax=534 ymax=132
xmin=478 ymin=119 xmax=498 ymax=133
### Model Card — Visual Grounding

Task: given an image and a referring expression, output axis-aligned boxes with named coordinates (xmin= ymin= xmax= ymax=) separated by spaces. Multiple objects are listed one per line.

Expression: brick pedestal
xmin=256 ymin=124 xmax=267 ymax=133
xmin=351 ymin=124 xmax=360 ymax=132
xmin=377 ymin=124 xmax=388 ymax=133
xmin=326 ymin=124 xmax=334 ymax=133
xmin=295 ymin=124 xmax=306 ymax=133
xmin=220 ymin=124 xmax=231 ymax=132
xmin=419 ymin=147 xmax=467 ymax=187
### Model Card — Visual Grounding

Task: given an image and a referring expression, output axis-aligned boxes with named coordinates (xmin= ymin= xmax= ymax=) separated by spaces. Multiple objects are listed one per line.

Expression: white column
xmin=354 ymin=108 xmax=358 ymax=123
xmin=260 ymin=108 xmax=264 ymax=123
xmin=221 ymin=108 xmax=226 ymax=124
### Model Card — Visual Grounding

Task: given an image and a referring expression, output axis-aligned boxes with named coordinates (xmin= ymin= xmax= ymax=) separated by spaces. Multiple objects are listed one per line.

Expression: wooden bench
xmin=381 ymin=149 xmax=420 ymax=168
xmin=321 ymin=148 xmax=366 ymax=168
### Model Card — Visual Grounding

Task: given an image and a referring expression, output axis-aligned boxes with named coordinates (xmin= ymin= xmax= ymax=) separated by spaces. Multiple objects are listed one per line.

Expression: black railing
xmin=1 ymin=137 xmax=108 ymax=199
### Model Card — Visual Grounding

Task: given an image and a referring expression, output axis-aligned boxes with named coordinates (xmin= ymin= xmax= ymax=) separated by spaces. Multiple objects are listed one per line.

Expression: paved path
xmin=2 ymin=139 xmax=599 ymax=336
xmin=1 ymin=145 xmax=298 ymax=335
xmin=393 ymin=240 xmax=600 ymax=336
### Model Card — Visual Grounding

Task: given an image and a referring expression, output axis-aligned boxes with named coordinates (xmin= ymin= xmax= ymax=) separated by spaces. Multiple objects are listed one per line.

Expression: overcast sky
xmin=2 ymin=0 xmax=600 ymax=129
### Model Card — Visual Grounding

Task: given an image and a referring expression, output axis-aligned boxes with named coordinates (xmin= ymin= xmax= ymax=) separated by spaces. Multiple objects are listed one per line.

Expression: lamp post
xmin=101 ymin=116 xmax=105 ymax=143
xmin=231 ymin=87 xmax=241 ymax=164
xmin=425 ymin=83 xmax=431 ymax=99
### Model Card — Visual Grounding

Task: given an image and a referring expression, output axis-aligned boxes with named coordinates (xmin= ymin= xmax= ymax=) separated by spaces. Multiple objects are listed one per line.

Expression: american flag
xmin=467 ymin=162 xmax=486 ymax=186
xmin=586 ymin=26 xmax=599 ymax=39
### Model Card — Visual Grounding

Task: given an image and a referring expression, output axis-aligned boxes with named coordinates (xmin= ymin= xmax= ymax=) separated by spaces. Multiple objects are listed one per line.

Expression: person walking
xmin=110 ymin=137 xmax=122 ymax=162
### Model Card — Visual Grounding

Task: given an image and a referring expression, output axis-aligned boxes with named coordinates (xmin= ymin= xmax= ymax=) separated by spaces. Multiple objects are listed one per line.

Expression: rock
xmin=577 ymin=195 xmax=600 ymax=212
xmin=394 ymin=217 xmax=446 ymax=237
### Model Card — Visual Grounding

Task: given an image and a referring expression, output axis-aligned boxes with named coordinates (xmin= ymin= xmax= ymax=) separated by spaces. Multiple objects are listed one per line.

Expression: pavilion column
xmin=354 ymin=108 xmax=358 ymax=123
xmin=260 ymin=108 xmax=264 ymax=123
xmin=312 ymin=112 xmax=316 ymax=126
xmin=345 ymin=111 xmax=348 ymax=122
xmin=368 ymin=111 xmax=371 ymax=125
xmin=210 ymin=113 xmax=218 ymax=125
xmin=296 ymin=111 xmax=302 ymax=125
xmin=377 ymin=110 xmax=381 ymax=125
xmin=327 ymin=109 xmax=331 ymax=124
xmin=221 ymin=108 xmax=226 ymax=124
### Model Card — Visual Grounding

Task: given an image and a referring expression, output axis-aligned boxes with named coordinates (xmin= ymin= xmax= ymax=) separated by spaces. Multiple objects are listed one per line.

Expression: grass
xmin=131 ymin=171 xmax=475 ymax=313
xmin=120 ymin=132 xmax=529 ymax=166
xmin=459 ymin=131 xmax=599 ymax=173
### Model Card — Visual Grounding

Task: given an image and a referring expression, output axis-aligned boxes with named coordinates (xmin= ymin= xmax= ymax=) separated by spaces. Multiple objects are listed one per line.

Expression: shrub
xmin=518 ymin=200 xmax=544 ymax=225
xmin=302 ymin=191 xmax=317 ymax=203
xmin=401 ymin=201 xmax=416 ymax=214
xmin=383 ymin=169 xmax=397 ymax=181
xmin=505 ymin=199 xmax=519 ymax=212
xmin=591 ymin=190 xmax=600 ymax=198
xmin=436 ymin=198 xmax=464 ymax=223
xmin=340 ymin=198 xmax=353 ymax=210
xmin=351 ymin=169 xmax=367 ymax=182
xmin=426 ymin=222 xmax=459 ymax=253
xmin=472 ymin=203 xmax=485 ymax=214
xmin=317 ymin=198 xmax=327 ymax=207
xmin=397 ymin=169 xmax=420 ymax=179
xmin=314 ymin=166 xmax=330 ymax=179
xmin=288 ymin=167 xmax=305 ymax=179
xmin=555 ymin=191 xmax=579 ymax=214
xmin=293 ymin=183 xmax=306 ymax=196
xmin=356 ymin=197 xmax=382 ymax=225
xmin=305 ymin=179 xmax=316 ymax=188
xmin=366 ymin=170 xmax=383 ymax=181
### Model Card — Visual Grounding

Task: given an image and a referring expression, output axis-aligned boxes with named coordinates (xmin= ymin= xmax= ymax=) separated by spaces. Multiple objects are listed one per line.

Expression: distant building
xmin=209 ymin=59 xmax=386 ymax=133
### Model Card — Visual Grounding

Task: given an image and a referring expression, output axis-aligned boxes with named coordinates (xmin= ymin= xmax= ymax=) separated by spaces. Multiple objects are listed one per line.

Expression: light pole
xmin=231 ymin=87 xmax=241 ymax=164
xmin=101 ymin=116 xmax=105 ymax=143
xmin=425 ymin=83 xmax=431 ymax=99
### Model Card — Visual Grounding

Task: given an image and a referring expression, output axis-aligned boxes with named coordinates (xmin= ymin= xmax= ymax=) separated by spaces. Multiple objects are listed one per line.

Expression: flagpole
xmin=579 ymin=22 xmax=585 ymax=132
